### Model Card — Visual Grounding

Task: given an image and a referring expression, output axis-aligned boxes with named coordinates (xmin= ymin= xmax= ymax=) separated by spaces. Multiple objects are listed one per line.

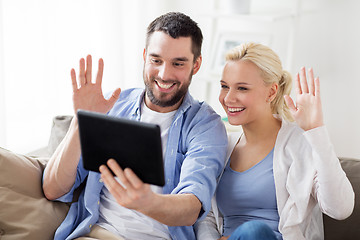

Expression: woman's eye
xmin=221 ymin=85 xmax=228 ymax=89
xmin=238 ymin=87 xmax=247 ymax=91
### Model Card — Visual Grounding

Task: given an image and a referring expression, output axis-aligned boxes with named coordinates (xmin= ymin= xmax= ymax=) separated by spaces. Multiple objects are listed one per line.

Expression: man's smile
xmin=155 ymin=80 xmax=177 ymax=92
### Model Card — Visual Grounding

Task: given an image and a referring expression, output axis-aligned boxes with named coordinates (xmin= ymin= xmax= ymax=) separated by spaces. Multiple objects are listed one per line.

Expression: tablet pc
xmin=77 ymin=110 xmax=165 ymax=186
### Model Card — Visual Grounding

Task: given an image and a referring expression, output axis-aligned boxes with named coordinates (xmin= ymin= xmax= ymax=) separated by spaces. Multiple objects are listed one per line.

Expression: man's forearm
xmin=42 ymin=117 xmax=82 ymax=200
xmin=140 ymin=193 xmax=202 ymax=226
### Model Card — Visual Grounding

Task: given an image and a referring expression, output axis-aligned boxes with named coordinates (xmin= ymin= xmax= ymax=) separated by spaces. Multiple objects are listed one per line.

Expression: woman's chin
xmin=227 ymin=118 xmax=243 ymax=126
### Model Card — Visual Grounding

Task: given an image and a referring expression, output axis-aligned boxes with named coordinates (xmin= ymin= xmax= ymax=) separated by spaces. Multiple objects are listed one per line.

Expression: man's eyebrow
xmin=174 ymin=57 xmax=189 ymax=62
xmin=149 ymin=53 xmax=161 ymax=58
xmin=148 ymin=53 xmax=189 ymax=62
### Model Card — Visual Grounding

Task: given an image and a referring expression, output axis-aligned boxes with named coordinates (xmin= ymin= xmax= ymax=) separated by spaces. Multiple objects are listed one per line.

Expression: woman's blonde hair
xmin=225 ymin=42 xmax=294 ymax=121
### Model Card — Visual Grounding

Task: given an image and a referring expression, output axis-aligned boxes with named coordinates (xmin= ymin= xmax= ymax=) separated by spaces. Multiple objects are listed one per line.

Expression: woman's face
xmin=219 ymin=60 xmax=276 ymax=126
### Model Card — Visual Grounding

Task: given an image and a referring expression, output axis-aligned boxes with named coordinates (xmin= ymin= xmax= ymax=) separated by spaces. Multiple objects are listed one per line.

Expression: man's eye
xmin=151 ymin=59 xmax=161 ymax=64
xmin=173 ymin=62 xmax=184 ymax=67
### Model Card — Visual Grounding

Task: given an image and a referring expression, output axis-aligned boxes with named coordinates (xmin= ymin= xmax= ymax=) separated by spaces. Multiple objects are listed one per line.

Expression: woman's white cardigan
xmin=195 ymin=120 xmax=354 ymax=240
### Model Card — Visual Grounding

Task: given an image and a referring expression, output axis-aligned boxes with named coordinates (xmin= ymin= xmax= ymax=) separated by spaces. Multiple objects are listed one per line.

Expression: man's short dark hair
xmin=146 ymin=12 xmax=203 ymax=62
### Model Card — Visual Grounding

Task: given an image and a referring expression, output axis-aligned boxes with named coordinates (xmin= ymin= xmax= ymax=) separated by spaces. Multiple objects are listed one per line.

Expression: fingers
xmin=297 ymin=67 xmax=318 ymax=96
xmin=284 ymin=95 xmax=297 ymax=115
xmin=79 ymin=58 xmax=86 ymax=87
xmin=104 ymin=159 xmax=142 ymax=190
xmin=100 ymin=159 xmax=146 ymax=206
xmin=96 ymin=58 xmax=104 ymax=86
xmin=99 ymin=161 xmax=127 ymax=198
xmin=85 ymin=55 xmax=92 ymax=84
xmin=102 ymin=159 xmax=143 ymax=190
xmin=308 ymin=68 xmax=315 ymax=96
xmin=124 ymin=168 xmax=143 ymax=189
xmin=71 ymin=68 xmax=77 ymax=92
xmin=295 ymin=73 xmax=301 ymax=95
xmin=74 ymin=55 xmax=104 ymax=89
xmin=299 ymin=67 xmax=309 ymax=94
xmin=314 ymin=77 xmax=321 ymax=97
xmin=107 ymin=88 xmax=121 ymax=106
xmin=106 ymin=159 xmax=128 ymax=187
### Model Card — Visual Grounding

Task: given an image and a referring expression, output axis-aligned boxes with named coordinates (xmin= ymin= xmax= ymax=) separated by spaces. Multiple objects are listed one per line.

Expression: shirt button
xmin=89 ymin=224 xmax=92 ymax=228
xmin=99 ymin=178 xmax=103 ymax=183
xmin=97 ymin=201 xmax=100 ymax=205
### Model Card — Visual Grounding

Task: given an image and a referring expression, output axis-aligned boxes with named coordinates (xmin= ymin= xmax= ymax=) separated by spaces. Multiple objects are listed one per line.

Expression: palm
xmin=71 ymin=55 xmax=121 ymax=114
xmin=284 ymin=67 xmax=324 ymax=131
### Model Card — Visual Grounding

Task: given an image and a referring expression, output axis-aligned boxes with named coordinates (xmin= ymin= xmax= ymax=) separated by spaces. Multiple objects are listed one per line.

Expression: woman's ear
xmin=268 ymin=82 xmax=279 ymax=102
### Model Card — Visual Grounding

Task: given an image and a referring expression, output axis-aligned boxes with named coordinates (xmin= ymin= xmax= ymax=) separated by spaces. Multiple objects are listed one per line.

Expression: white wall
xmin=291 ymin=0 xmax=360 ymax=158
xmin=1 ymin=0 xmax=135 ymax=153
xmin=1 ymin=0 xmax=359 ymax=158
xmin=176 ymin=0 xmax=360 ymax=159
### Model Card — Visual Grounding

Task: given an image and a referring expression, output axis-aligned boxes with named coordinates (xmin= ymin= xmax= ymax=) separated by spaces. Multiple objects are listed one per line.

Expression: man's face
xmin=143 ymin=31 xmax=201 ymax=113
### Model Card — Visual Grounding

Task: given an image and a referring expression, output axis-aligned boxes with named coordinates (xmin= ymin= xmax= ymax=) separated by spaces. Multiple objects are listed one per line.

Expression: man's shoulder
xmin=109 ymin=88 xmax=143 ymax=116
xmin=184 ymin=93 xmax=218 ymax=116
xmin=188 ymin=100 xmax=220 ymax=122
xmin=112 ymin=88 xmax=143 ymax=107
xmin=181 ymin=96 xmax=225 ymax=135
xmin=118 ymin=88 xmax=144 ymax=101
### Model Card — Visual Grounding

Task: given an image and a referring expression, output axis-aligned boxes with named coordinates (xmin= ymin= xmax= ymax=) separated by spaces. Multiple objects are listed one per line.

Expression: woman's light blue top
xmin=216 ymin=148 xmax=282 ymax=239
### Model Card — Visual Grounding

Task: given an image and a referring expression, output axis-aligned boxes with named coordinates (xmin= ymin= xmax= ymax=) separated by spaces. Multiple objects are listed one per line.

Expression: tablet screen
xmin=77 ymin=110 xmax=165 ymax=186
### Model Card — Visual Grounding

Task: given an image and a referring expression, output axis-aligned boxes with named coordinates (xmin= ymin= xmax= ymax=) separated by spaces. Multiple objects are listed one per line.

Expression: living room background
xmin=0 ymin=0 xmax=359 ymax=159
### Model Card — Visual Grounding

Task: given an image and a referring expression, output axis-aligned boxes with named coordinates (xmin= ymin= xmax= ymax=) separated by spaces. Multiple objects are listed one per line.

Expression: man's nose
xmin=158 ymin=64 xmax=172 ymax=81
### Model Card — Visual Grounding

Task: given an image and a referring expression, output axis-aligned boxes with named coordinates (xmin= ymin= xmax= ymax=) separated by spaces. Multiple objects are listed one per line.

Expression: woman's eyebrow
xmin=220 ymin=80 xmax=251 ymax=85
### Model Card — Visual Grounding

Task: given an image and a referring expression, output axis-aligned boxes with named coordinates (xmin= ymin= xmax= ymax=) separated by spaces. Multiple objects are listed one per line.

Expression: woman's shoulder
xmin=276 ymin=119 xmax=310 ymax=151
xmin=225 ymin=131 xmax=243 ymax=163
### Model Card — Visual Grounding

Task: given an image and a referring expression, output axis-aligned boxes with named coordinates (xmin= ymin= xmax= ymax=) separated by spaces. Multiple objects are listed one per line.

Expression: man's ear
xmin=143 ymin=48 xmax=146 ymax=61
xmin=192 ymin=55 xmax=202 ymax=75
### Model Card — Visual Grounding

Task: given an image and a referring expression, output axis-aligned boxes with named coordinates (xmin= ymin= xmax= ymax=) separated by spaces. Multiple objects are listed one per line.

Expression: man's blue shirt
xmin=53 ymin=88 xmax=228 ymax=240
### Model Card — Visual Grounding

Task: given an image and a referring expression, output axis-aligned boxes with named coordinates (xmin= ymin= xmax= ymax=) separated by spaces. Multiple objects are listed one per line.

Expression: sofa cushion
xmin=27 ymin=115 xmax=73 ymax=158
xmin=323 ymin=158 xmax=360 ymax=240
xmin=0 ymin=147 xmax=69 ymax=240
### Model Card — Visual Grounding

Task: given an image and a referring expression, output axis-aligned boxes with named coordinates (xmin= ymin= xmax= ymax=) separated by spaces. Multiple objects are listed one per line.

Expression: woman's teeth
xmin=228 ymin=107 xmax=245 ymax=113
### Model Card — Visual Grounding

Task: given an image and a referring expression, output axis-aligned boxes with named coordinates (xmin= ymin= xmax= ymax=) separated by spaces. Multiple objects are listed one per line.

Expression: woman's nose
xmin=224 ymin=89 xmax=236 ymax=103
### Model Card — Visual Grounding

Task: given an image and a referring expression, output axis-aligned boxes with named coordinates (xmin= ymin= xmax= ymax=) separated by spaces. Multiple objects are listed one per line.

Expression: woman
xmin=195 ymin=43 xmax=354 ymax=240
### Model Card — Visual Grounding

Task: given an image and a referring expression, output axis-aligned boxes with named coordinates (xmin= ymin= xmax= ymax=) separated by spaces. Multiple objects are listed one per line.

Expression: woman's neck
xmin=241 ymin=114 xmax=282 ymax=145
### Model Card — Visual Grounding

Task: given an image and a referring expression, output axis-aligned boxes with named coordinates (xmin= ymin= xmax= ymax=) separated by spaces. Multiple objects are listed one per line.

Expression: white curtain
xmin=0 ymin=0 xmax=208 ymax=154
xmin=1 ymin=0 xmax=144 ymax=153
xmin=1 ymin=0 xmax=360 ymax=158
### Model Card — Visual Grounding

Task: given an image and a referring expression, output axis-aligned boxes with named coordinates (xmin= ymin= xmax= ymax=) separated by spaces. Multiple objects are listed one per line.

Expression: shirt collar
xmin=133 ymin=90 xmax=193 ymax=119
xmin=132 ymin=90 xmax=146 ymax=120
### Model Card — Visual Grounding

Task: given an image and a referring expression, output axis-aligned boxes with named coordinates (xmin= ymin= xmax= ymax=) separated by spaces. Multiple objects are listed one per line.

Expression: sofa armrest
xmin=323 ymin=158 xmax=360 ymax=240
xmin=0 ymin=148 xmax=70 ymax=240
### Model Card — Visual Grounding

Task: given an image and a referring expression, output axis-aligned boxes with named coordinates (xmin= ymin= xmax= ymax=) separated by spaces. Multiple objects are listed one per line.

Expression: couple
xmin=42 ymin=12 xmax=354 ymax=240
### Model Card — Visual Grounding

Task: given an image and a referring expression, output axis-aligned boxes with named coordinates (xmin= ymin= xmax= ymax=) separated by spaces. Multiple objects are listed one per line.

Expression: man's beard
xmin=143 ymin=70 xmax=192 ymax=108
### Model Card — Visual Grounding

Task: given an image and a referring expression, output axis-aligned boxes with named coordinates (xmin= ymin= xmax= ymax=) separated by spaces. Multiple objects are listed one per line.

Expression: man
xmin=43 ymin=12 xmax=227 ymax=240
